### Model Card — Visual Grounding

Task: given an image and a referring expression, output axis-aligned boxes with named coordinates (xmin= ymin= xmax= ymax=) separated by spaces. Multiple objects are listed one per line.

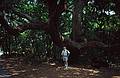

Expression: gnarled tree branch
xmin=0 ymin=14 xmax=49 ymax=35
xmin=16 ymin=21 xmax=49 ymax=32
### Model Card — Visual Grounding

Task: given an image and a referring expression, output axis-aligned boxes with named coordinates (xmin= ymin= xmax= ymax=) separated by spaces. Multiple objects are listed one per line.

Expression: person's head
xmin=63 ymin=47 xmax=66 ymax=49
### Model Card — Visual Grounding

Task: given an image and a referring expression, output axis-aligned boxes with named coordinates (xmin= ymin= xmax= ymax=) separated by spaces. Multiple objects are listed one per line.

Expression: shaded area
xmin=0 ymin=59 xmax=12 ymax=78
xmin=0 ymin=57 xmax=120 ymax=78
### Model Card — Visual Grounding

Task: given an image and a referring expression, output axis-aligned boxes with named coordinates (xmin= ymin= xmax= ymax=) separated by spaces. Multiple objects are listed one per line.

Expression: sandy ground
xmin=0 ymin=57 xmax=120 ymax=78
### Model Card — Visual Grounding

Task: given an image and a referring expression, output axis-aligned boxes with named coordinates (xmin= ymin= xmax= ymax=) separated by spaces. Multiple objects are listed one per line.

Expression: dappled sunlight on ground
xmin=55 ymin=66 xmax=101 ymax=78
xmin=0 ymin=57 xmax=120 ymax=78
xmin=112 ymin=76 xmax=120 ymax=78
xmin=0 ymin=74 xmax=12 ymax=78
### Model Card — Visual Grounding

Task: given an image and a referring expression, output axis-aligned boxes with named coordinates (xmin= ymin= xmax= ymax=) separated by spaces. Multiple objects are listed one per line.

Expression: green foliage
xmin=60 ymin=11 xmax=72 ymax=38
xmin=60 ymin=0 xmax=73 ymax=38
xmin=1 ymin=0 xmax=50 ymax=63
xmin=17 ymin=0 xmax=48 ymax=22
xmin=10 ymin=29 xmax=53 ymax=62
xmin=83 ymin=1 xmax=120 ymax=31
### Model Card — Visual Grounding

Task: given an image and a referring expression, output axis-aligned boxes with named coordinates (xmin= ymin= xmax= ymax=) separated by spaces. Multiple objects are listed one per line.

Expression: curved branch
xmin=16 ymin=21 xmax=49 ymax=33
xmin=0 ymin=14 xmax=49 ymax=35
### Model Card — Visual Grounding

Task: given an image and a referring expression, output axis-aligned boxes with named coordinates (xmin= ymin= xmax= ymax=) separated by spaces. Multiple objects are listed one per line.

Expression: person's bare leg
xmin=65 ymin=61 xmax=68 ymax=69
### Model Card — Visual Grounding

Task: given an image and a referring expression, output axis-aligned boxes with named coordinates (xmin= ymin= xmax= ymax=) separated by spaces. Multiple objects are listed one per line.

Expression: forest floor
xmin=0 ymin=57 xmax=120 ymax=78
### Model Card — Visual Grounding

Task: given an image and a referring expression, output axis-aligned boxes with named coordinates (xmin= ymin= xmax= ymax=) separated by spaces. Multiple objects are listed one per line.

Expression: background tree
xmin=0 ymin=0 xmax=120 ymax=65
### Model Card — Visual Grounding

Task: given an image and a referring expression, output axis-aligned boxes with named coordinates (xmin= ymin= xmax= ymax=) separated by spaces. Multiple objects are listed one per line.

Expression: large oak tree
xmin=1 ymin=0 xmax=119 ymax=62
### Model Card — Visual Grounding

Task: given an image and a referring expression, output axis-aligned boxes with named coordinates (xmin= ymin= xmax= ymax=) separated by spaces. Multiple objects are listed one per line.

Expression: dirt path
xmin=0 ymin=57 xmax=120 ymax=78
xmin=0 ymin=59 xmax=12 ymax=78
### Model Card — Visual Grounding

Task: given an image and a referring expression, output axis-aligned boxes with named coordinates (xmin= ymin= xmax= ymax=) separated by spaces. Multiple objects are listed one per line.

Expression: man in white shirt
xmin=61 ymin=47 xmax=70 ymax=69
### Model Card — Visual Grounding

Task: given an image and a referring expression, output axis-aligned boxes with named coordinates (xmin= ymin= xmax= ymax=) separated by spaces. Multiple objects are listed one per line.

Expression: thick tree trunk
xmin=72 ymin=0 xmax=85 ymax=42
xmin=47 ymin=0 xmax=66 ymax=47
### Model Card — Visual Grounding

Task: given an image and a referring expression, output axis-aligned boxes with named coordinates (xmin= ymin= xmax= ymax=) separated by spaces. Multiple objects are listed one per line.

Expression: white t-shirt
xmin=61 ymin=49 xmax=70 ymax=57
xmin=61 ymin=49 xmax=70 ymax=61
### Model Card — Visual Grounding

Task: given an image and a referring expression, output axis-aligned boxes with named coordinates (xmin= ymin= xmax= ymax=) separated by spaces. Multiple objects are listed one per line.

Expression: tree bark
xmin=72 ymin=0 xmax=85 ymax=42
